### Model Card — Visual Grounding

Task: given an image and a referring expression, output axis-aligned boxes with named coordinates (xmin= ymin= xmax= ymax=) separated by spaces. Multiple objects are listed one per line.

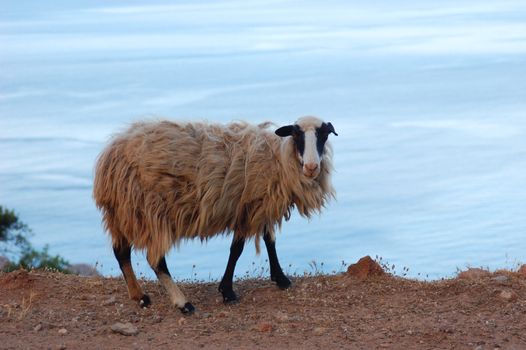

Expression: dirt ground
xmin=1 ymin=261 xmax=526 ymax=350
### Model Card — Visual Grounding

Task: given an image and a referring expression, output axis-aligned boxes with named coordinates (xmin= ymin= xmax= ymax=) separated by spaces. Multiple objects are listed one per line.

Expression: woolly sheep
xmin=93 ymin=116 xmax=337 ymax=314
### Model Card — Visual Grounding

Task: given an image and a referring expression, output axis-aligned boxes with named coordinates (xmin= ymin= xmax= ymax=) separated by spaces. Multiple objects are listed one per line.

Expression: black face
xmin=275 ymin=122 xmax=337 ymax=157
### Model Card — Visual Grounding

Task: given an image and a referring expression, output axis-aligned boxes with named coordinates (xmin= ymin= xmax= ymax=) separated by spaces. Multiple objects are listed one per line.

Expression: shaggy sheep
xmin=93 ymin=116 xmax=337 ymax=314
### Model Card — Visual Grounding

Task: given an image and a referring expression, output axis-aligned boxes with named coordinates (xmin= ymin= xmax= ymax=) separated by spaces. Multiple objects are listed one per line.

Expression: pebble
xmin=289 ymin=315 xmax=302 ymax=322
xmin=518 ymin=264 xmax=526 ymax=278
xmin=275 ymin=312 xmax=289 ymax=322
xmin=58 ymin=328 xmax=68 ymax=335
xmin=177 ymin=317 xmax=186 ymax=326
xmin=34 ymin=324 xmax=42 ymax=332
xmin=492 ymin=275 xmax=509 ymax=283
xmin=58 ymin=343 xmax=67 ymax=350
xmin=111 ymin=322 xmax=139 ymax=336
xmin=313 ymin=327 xmax=326 ymax=336
xmin=102 ymin=296 xmax=117 ymax=306
xmin=151 ymin=315 xmax=163 ymax=323
xmin=499 ymin=290 xmax=518 ymax=302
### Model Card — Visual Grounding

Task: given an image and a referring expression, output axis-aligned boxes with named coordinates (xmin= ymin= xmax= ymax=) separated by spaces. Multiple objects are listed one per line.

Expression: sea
xmin=1 ymin=0 xmax=525 ymax=281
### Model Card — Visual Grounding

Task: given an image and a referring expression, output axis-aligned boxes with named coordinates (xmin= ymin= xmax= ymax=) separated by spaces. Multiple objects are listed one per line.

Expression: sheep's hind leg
xmin=263 ymin=228 xmax=292 ymax=289
xmin=113 ymin=242 xmax=151 ymax=308
xmin=149 ymin=256 xmax=195 ymax=314
xmin=218 ymin=236 xmax=245 ymax=303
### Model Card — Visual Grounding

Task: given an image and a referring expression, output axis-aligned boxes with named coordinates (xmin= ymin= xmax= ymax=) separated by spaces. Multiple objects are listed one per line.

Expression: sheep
xmin=93 ymin=116 xmax=337 ymax=314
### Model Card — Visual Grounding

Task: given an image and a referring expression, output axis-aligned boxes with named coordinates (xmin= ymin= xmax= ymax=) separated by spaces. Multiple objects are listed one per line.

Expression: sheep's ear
xmin=327 ymin=122 xmax=338 ymax=136
xmin=275 ymin=125 xmax=294 ymax=137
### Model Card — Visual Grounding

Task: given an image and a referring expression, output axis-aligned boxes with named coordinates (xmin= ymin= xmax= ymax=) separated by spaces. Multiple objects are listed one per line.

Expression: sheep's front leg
xmin=218 ymin=236 xmax=245 ymax=303
xmin=263 ymin=228 xmax=292 ymax=289
xmin=149 ymin=255 xmax=195 ymax=314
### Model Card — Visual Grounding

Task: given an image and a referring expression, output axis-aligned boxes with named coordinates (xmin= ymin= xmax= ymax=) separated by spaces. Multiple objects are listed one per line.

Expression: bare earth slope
xmin=1 ymin=267 xmax=525 ymax=350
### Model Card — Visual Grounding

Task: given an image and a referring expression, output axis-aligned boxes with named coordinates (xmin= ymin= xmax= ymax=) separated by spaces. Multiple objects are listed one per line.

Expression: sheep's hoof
xmin=179 ymin=302 xmax=195 ymax=315
xmin=272 ymin=274 xmax=292 ymax=290
xmin=139 ymin=294 xmax=151 ymax=308
xmin=218 ymin=286 xmax=239 ymax=304
xmin=224 ymin=294 xmax=239 ymax=304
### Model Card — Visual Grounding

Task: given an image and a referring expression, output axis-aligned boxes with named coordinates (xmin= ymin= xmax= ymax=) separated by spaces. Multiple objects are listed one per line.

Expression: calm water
xmin=1 ymin=1 xmax=525 ymax=280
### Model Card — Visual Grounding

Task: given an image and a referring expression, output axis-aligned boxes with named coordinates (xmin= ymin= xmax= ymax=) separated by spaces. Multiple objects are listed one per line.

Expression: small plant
xmin=307 ymin=260 xmax=325 ymax=276
xmin=3 ymin=245 xmax=70 ymax=273
xmin=374 ymin=255 xmax=411 ymax=277
xmin=338 ymin=260 xmax=348 ymax=273
xmin=0 ymin=206 xmax=32 ymax=257
xmin=18 ymin=291 xmax=36 ymax=320
xmin=0 ymin=205 xmax=70 ymax=273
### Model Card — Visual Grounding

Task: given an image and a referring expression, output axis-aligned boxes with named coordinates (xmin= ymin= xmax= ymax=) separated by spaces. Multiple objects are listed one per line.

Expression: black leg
xmin=149 ymin=256 xmax=194 ymax=315
xmin=113 ymin=241 xmax=150 ymax=307
xmin=263 ymin=228 xmax=292 ymax=289
xmin=218 ymin=236 xmax=245 ymax=303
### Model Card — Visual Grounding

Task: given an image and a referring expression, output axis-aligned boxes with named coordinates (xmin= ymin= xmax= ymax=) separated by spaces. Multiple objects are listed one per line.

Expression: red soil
xmin=1 ymin=263 xmax=526 ymax=349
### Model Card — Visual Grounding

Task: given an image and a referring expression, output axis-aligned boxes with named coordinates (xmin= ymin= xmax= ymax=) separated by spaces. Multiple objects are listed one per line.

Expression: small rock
xmin=34 ymin=324 xmax=42 ymax=332
xmin=289 ymin=315 xmax=302 ymax=322
xmin=102 ymin=296 xmax=117 ymax=306
xmin=499 ymin=290 xmax=518 ymax=302
xmin=58 ymin=328 xmax=68 ymax=335
xmin=111 ymin=322 xmax=139 ymax=336
xmin=457 ymin=268 xmax=490 ymax=280
xmin=518 ymin=265 xmax=526 ymax=278
xmin=217 ymin=311 xmax=229 ymax=318
xmin=58 ymin=343 xmax=67 ymax=350
xmin=492 ymin=275 xmax=509 ymax=283
xmin=177 ymin=317 xmax=186 ymax=326
xmin=346 ymin=256 xmax=385 ymax=280
xmin=275 ymin=312 xmax=289 ymax=322
xmin=313 ymin=327 xmax=326 ymax=336
xmin=257 ymin=321 xmax=273 ymax=333
xmin=151 ymin=315 xmax=163 ymax=323
xmin=439 ymin=327 xmax=454 ymax=334
xmin=200 ymin=312 xmax=211 ymax=319
xmin=68 ymin=263 xmax=100 ymax=276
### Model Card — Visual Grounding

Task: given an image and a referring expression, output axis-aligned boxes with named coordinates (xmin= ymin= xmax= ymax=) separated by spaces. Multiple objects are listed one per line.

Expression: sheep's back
xmin=94 ymin=120 xmax=283 ymax=253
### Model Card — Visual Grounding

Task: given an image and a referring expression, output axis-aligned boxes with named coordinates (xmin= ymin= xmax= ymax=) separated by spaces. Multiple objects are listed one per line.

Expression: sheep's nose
xmin=305 ymin=163 xmax=318 ymax=172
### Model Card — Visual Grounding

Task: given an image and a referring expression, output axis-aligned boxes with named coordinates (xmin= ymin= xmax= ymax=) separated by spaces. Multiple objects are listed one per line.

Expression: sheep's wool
xmin=93 ymin=119 xmax=335 ymax=265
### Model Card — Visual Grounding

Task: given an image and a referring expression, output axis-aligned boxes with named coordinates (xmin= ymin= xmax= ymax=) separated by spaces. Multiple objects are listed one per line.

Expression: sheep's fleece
xmin=93 ymin=118 xmax=335 ymax=265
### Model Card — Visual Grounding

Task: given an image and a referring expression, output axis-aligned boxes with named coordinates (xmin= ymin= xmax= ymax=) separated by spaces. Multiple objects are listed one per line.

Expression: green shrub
xmin=0 ymin=206 xmax=31 ymax=255
xmin=0 ymin=206 xmax=70 ymax=273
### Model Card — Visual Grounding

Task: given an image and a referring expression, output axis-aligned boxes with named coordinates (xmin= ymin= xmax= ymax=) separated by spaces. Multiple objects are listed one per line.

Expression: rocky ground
xmin=1 ymin=257 xmax=526 ymax=350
